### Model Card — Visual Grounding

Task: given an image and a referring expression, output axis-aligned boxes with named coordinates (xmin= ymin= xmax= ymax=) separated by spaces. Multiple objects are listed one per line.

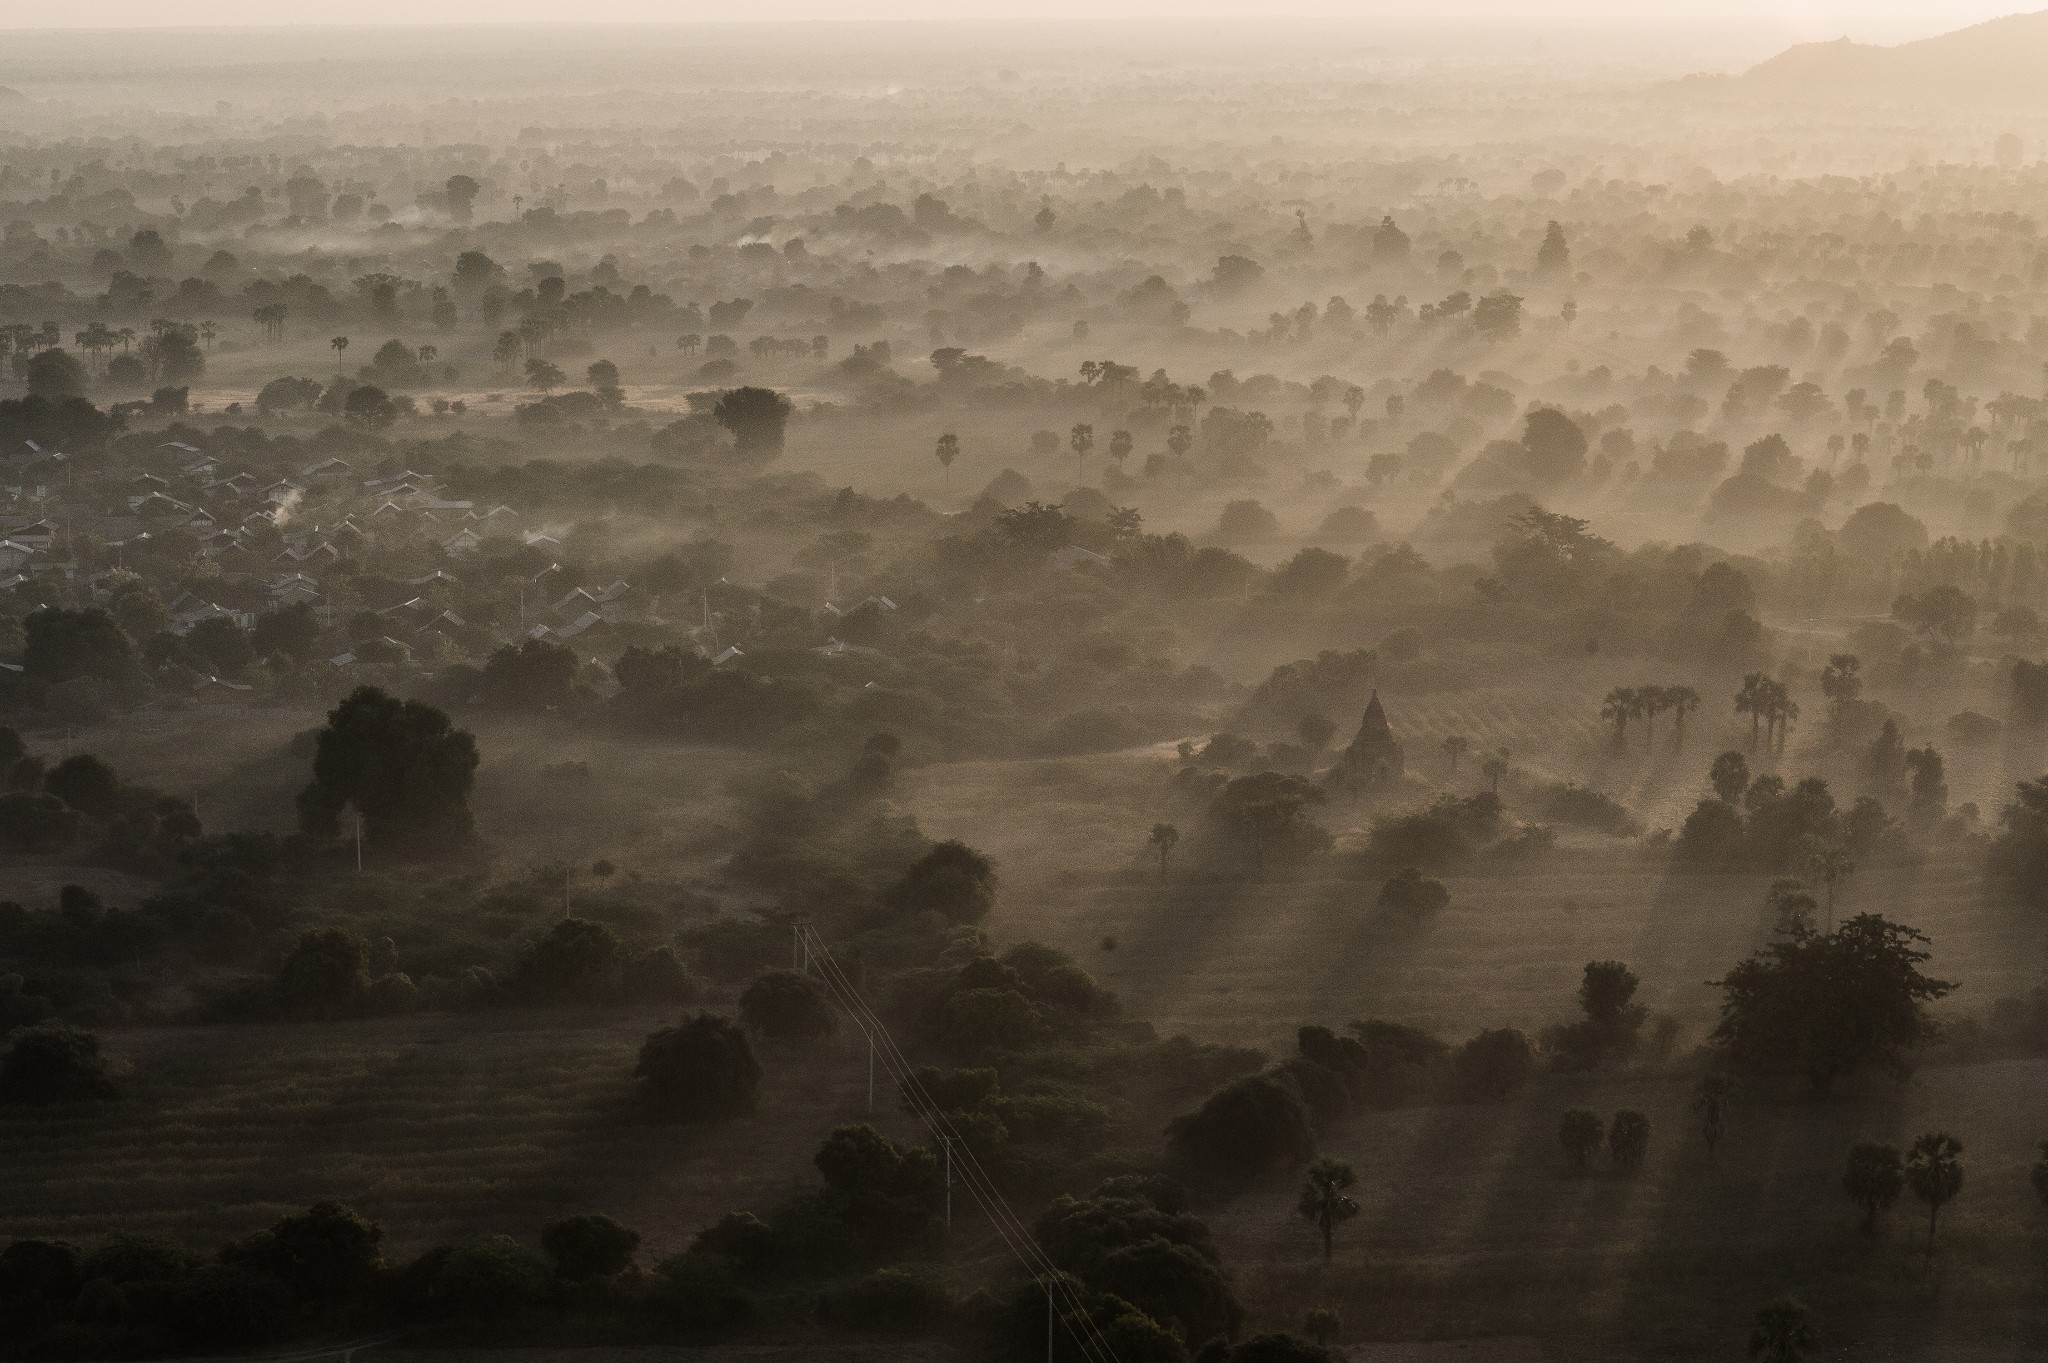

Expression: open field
xmin=0 ymin=1009 xmax=911 ymax=1261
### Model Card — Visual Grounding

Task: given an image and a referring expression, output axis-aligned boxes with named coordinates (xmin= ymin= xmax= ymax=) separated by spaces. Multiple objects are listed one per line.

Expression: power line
xmin=798 ymin=925 xmax=1123 ymax=1363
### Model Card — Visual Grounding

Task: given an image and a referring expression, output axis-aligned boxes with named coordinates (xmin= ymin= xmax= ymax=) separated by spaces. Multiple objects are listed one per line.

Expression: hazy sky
xmin=0 ymin=0 xmax=2033 ymax=37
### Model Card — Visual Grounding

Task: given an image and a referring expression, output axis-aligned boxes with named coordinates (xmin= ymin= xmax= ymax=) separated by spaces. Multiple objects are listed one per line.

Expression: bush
xmin=1559 ymin=1109 xmax=1604 ymax=1170
xmin=1223 ymin=1335 xmax=1337 ymax=1363
xmin=623 ymin=946 xmax=697 ymax=1003
xmin=437 ymin=1234 xmax=551 ymax=1315
xmin=1165 ymin=1073 xmax=1317 ymax=1191
xmin=1375 ymin=867 xmax=1448 ymax=918
xmin=511 ymin=919 xmax=625 ymax=1004
xmin=165 ymin=1265 xmax=294 ymax=1349
xmin=655 ymin=1250 xmax=755 ymax=1329
xmin=886 ymin=840 xmax=998 ymax=923
xmin=689 ymin=1212 xmax=780 ymax=1280
xmin=541 ymin=1214 xmax=641 ymax=1281
xmin=275 ymin=927 xmax=371 ymax=1020
xmin=0 ymin=792 xmax=80 ymax=853
xmin=0 ymin=1024 xmax=117 ymax=1103
xmin=738 ymin=968 xmax=835 ymax=1043
xmin=636 ymin=1013 xmax=762 ymax=1120
xmin=224 ymin=1200 xmax=383 ymax=1304
xmin=824 ymin=1265 xmax=952 ymax=1332
xmin=1453 ymin=1027 xmax=1535 ymax=1099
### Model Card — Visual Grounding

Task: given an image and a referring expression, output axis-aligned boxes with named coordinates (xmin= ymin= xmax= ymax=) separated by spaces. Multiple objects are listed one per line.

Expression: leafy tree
xmin=1166 ymin=1073 xmax=1317 ymax=1191
xmin=343 ymin=384 xmax=399 ymax=429
xmin=251 ymin=603 xmax=321 ymax=661
xmin=225 ymin=1201 xmax=384 ymax=1303
xmin=43 ymin=753 xmax=121 ymax=818
xmin=886 ymin=840 xmax=998 ymax=922
xmin=23 ymin=607 xmax=137 ymax=687
xmin=444 ymin=173 xmax=481 ymax=221
xmin=186 ymin=616 xmax=254 ymax=675
xmin=478 ymin=638 xmax=580 ymax=710
xmin=1454 ymin=1027 xmax=1535 ymax=1098
xmin=1376 ymin=867 xmax=1448 ymax=919
xmin=738 ymin=968 xmax=835 ymax=1043
xmin=712 ymin=386 xmax=795 ymax=457
xmin=1608 ymin=1110 xmax=1650 ymax=1170
xmin=512 ymin=919 xmax=625 ymax=1004
xmin=1905 ymin=1132 xmax=1963 ymax=1254
xmin=0 ymin=1024 xmax=117 ymax=1103
xmin=296 ymin=686 xmax=479 ymax=857
xmin=1711 ymin=914 xmax=1954 ymax=1092
xmin=636 ymin=1013 xmax=761 ymax=1120
xmin=541 ymin=1213 xmax=641 ymax=1280
xmin=437 ymin=1235 xmax=550 ymax=1315
xmin=1549 ymin=960 xmax=1647 ymax=1070
xmin=1749 ymin=1293 xmax=1815 ymax=1363
xmin=1986 ymin=775 xmax=2048 ymax=904
xmin=1208 ymin=772 xmax=1331 ymax=871
xmin=276 ymin=927 xmax=371 ymax=1019
xmin=1535 ymin=221 xmax=1569 ymax=275
xmin=1558 ymin=1109 xmax=1603 ymax=1170
xmin=1296 ymin=1157 xmax=1359 ymax=1260
xmin=1841 ymin=1141 xmax=1903 ymax=1233
xmin=25 ymin=348 xmax=86 ymax=400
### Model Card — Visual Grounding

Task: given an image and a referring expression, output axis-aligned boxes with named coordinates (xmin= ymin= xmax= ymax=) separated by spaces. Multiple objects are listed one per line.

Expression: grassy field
xmin=6 ymin=695 xmax=2047 ymax=1357
xmin=0 ymin=1009 xmax=914 ymax=1261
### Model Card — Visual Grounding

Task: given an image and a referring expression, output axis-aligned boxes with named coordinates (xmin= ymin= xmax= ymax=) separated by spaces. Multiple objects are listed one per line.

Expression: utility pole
xmin=1046 ymin=1281 xmax=1054 ymax=1363
xmin=867 ymin=1028 xmax=875 ymax=1113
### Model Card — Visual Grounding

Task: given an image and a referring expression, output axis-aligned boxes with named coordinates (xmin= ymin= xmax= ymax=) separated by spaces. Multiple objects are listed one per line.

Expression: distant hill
xmin=1743 ymin=10 xmax=2048 ymax=101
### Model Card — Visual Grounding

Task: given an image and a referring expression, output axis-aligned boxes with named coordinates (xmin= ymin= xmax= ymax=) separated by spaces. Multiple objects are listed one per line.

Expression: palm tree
xmin=116 ymin=326 xmax=136 ymax=353
xmin=1296 ymin=1157 xmax=1359 ymax=1260
xmin=1441 ymin=734 xmax=1470 ymax=774
xmin=1735 ymin=674 xmax=1768 ymax=751
xmin=1804 ymin=839 xmax=1854 ymax=930
xmin=1149 ymin=823 xmax=1179 ymax=879
xmin=198 ymin=320 xmax=217 ymax=351
xmin=1842 ymin=1142 xmax=1903 ymax=1234
xmin=1763 ymin=682 xmax=1799 ymax=753
xmin=1601 ymin=686 xmax=1638 ymax=745
xmin=1749 ymin=1293 xmax=1814 ymax=1363
xmin=1068 ymin=423 xmax=1094 ymax=481
xmin=417 ymin=344 xmax=438 ymax=364
xmin=1638 ymin=686 xmax=1668 ymax=747
xmin=1666 ymin=686 xmax=1700 ymax=750
xmin=934 ymin=432 xmax=959 ymax=483
xmin=1167 ymin=424 xmax=1193 ymax=460
xmin=1905 ymin=1132 xmax=1964 ymax=1255
xmin=1483 ymin=749 xmax=1510 ymax=795
xmin=330 ymin=335 xmax=350 ymax=370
